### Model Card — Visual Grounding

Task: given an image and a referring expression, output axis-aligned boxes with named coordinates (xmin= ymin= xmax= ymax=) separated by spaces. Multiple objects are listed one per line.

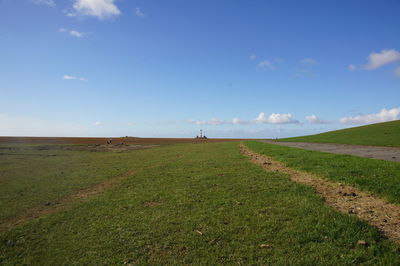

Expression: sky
xmin=0 ymin=0 xmax=399 ymax=138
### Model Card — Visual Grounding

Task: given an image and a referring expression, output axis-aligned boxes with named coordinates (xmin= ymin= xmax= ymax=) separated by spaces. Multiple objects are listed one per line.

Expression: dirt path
xmin=0 ymin=169 xmax=136 ymax=233
xmin=241 ymin=143 xmax=400 ymax=244
xmin=260 ymin=140 xmax=400 ymax=162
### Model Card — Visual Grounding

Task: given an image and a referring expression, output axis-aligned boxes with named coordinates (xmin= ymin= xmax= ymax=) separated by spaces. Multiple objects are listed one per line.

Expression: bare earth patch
xmin=143 ymin=201 xmax=162 ymax=207
xmin=241 ymin=143 xmax=400 ymax=244
xmin=0 ymin=169 xmax=136 ymax=233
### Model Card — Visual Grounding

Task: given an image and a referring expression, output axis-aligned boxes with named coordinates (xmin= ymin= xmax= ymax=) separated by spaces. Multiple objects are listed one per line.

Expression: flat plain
xmin=1 ymin=136 xmax=400 ymax=264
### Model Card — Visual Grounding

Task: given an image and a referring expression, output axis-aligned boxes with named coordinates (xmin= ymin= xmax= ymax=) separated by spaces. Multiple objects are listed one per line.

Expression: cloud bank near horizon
xmin=188 ymin=112 xmax=299 ymax=126
xmin=188 ymin=108 xmax=400 ymax=126
xmin=340 ymin=107 xmax=400 ymax=125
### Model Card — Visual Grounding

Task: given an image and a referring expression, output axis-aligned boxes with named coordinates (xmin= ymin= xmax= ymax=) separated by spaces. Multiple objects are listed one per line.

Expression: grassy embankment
xmin=279 ymin=120 xmax=400 ymax=147
xmin=245 ymin=141 xmax=400 ymax=204
xmin=1 ymin=142 xmax=400 ymax=264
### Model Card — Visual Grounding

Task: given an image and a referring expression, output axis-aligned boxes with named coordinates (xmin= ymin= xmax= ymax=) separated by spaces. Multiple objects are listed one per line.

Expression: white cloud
xmin=257 ymin=60 xmax=274 ymax=70
xmin=348 ymin=64 xmax=357 ymax=71
xmin=63 ymin=75 xmax=87 ymax=81
xmin=30 ymin=0 xmax=55 ymax=6
xmin=340 ymin=107 xmax=400 ymax=125
xmin=93 ymin=121 xmax=102 ymax=126
xmin=254 ymin=112 xmax=299 ymax=124
xmin=59 ymin=28 xmax=86 ymax=37
xmin=135 ymin=7 xmax=146 ymax=17
xmin=232 ymin=118 xmax=250 ymax=125
xmin=301 ymin=58 xmax=317 ymax=65
xmin=70 ymin=30 xmax=85 ymax=37
xmin=305 ymin=115 xmax=329 ymax=124
xmin=394 ymin=66 xmax=400 ymax=78
xmin=249 ymin=54 xmax=256 ymax=60
xmin=363 ymin=49 xmax=400 ymax=70
xmin=70 ymin=0 xmax=121 ymax=19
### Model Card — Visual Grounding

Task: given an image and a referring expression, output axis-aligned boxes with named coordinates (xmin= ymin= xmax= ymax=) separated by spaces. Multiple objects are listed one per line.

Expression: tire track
xmin=0 ymin=169 xmax=136 ymax=233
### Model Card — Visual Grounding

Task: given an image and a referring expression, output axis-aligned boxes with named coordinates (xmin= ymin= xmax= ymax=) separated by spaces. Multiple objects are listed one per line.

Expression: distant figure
xmin=107 ymin=139 xmax=112 ymax=144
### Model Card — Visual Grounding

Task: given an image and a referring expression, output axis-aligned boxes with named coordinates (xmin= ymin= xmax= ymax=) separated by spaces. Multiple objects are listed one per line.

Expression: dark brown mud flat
xmin=0 ymin=137 xmax=244 ymax=145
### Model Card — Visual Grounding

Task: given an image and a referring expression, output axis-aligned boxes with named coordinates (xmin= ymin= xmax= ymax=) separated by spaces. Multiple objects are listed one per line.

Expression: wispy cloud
xmin=59 ymin=28 xmax=86 ymax=38
xmin=348 ymin=64 xmax=357 ymax=71
xmin=187 ymin=118 xmax=226 ymax=125
xmin=363 ymin=49 xmax=400 ymax=70
xmin=30 ymin=0 xmax=55 ymax=7
xmin=68 ymin=0 xmax=121 ymax=20
xmin=232 ymin=118 xmax=250 ymax=125
xmin=340 ymin=107 xmax=400 ymax=124
xmin=63 ymin=75 xmax=87 ymax=81
xmin=301 ymin=58 xmax=317 ymax=65
xmin=135 ymin=7 xmax=146 ymax=17
xmin=249 ymin=54 xmax=256 ymax=60
xmin=257 ymin=60 xmax=274 ymax=70
xmin=93 ymin=121 xmax=102 ymax=126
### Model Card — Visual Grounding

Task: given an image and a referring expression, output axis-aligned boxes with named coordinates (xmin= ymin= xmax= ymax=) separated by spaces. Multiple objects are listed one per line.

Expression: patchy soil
xmin=241 ymin=143 xmax=400 ymax=244
xmin=143 ymin=201 xmax=162 ymax=207
xmin=0 ymin=143 xmax=160 ymax=157
xmin=0 ymin=144 xmax=158 ymax=155
xmin=0 ymin=137 xmax=245 ymax=145
xmin=49 ymin=144 xmax=159 ymax=153
xmin=261 ymin=140 xmax=400 ymax=162
xmin=0 ymin=169 xmax=136 ymax=233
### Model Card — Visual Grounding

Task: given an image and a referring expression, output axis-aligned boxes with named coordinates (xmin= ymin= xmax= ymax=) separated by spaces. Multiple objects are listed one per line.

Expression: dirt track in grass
xmin=0 ymin=169 xmax=136 ymax=233
xmin=241 ymin=143 xmax=400 ymax=244
xmin=261 ymin=140 xmax=400 ymax=162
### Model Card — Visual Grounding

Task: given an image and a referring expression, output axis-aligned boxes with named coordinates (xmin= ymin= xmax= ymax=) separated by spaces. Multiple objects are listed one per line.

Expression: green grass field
xmin=279 ymin=120 xmax=400 ymax=147
xmin=245 ymin=141 xmax=400 ymax=204
xmin=0 ymin=144 xmax=142 ymax=221
xmin=1 ymin=142 xmax=400 ymax=264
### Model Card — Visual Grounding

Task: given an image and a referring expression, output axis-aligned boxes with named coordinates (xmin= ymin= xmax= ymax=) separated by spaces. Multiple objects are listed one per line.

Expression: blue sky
xmin=0 ymin=0 xmax=399 ymax=138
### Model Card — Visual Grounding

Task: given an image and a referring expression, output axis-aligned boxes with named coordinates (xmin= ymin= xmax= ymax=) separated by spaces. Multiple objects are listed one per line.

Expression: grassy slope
xmin=1 ymin=142 xmax=400 ymax=264
xmin=279 ymin=120 xmax=400 ymax=147
xmin=245 ymin=141 xmax=400 ymax=204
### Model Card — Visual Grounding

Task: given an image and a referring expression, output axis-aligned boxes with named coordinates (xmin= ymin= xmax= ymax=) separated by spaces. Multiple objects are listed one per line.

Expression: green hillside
xmin=279 ymin=120 xmax=400 ymax=147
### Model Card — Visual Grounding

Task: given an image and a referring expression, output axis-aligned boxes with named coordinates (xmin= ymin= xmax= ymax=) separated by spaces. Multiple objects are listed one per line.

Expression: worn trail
xmin=261 ymin=140 xmax=400 ymax=162
xmin=241 ymin=143 xmax=400 ymax=244
xmin=0 ymin=169 xmax=136 ymax=233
